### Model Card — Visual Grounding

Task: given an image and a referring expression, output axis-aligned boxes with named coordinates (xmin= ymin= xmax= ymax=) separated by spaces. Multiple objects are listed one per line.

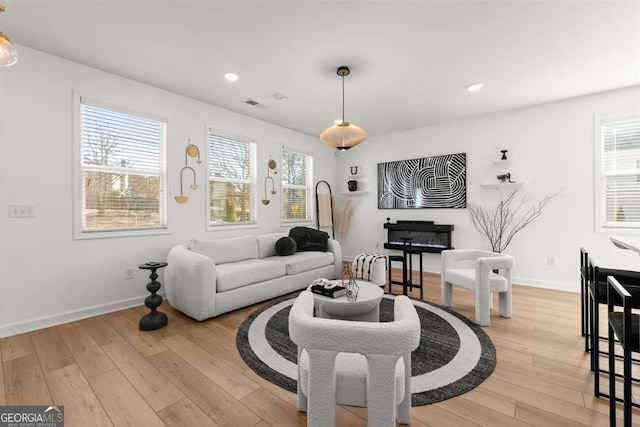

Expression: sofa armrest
xmin=165 ymin=244 xmax=217 ymax=321
xmin=327 ymin=239 xmax=342 ymax=279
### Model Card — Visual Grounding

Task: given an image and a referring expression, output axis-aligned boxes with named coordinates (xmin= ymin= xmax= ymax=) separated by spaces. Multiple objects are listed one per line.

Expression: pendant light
xmin=0 ymin=5 xmax=17 ymax=67
xmin=320 ymin=66 xmax=367 ymax=151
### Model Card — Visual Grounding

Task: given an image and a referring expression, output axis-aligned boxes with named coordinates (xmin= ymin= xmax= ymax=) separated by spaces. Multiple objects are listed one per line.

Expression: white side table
xmin=311 ymin=280 xmax=384 ymax=322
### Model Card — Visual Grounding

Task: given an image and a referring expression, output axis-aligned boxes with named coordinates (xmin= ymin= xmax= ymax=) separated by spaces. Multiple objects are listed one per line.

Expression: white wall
xmin=0 ymin=46 xmax=337 ymax=337
xmin=2 ymin=46 xmax=638 ymax=337
xmin=337 ymin=85 xmax=640 ymax=292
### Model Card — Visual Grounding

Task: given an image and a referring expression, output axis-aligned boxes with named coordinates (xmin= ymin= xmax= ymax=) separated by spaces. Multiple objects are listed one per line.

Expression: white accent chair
xmin=441 ymin=249 xmax=514 ymax=327
xmin=288 ymin=291 xmax=420 ymax=427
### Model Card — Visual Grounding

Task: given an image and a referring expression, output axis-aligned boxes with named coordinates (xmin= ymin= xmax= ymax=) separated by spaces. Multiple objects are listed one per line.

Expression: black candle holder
xmin=138 ymin=262 xmax=168 ymax=331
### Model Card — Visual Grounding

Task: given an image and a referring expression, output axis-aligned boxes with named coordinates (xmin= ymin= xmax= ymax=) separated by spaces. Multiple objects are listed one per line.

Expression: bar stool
xmin=387 ymin=237 xmax=424 ymax=299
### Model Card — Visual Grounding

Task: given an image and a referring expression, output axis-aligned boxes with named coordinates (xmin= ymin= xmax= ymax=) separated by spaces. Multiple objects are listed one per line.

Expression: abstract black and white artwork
xmin=378 ymin=153 xmax=466 ymax=209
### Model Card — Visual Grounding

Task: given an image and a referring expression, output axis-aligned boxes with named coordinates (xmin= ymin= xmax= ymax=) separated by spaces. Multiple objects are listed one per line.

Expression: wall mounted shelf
xmin=493 ymin=159 xmax=514 ymax=166
xmin=340 ymin=191 xmax=369 ymax=196
xmin=480 ymin=182 xmax=525 ymax=190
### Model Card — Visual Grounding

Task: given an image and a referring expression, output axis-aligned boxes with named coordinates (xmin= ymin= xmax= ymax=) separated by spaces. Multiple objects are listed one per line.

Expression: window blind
xmin=600 ymin=116 xmax=640 ymax=228
xmin=282 ymin=149 xmax=313 ymax=222
xmin=80 ymin=99 xmax=167 ymax=233
xmin=208 ymin=133 xmax=256 ymax=225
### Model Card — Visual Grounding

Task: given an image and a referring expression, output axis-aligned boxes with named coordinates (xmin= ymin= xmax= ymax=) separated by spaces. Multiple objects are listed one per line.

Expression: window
xmin=281 ymin=148 xmax=313 ymax=223
xmin=75 ymin=96 xmax=167 ymax=238
xmin=596 ymin=114 xmax=640 ymax=231
xmin=208 ymin=130 xmax=256 ymax=227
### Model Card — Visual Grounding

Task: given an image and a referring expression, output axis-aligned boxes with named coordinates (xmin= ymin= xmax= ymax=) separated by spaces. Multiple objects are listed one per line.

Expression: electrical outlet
xmin=125 ymin=267 xmax=135 ymax=280
xmin=546 ymin=256 xmax=556 ymax=266
xmin=8 ymin=203 xmax=36 ymax=218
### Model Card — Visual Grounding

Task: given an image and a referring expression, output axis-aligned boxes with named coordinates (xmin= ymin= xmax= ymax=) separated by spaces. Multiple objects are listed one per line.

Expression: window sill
xmin=207 ymin=223 xmax=260 ymax=232
xmin=73 ymin=227 xmax=171 ymax=240
xmin=281 ymin=220 xmax=314 ymax=228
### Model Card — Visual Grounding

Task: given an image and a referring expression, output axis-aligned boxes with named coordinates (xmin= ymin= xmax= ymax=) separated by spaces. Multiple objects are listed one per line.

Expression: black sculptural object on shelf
xmin=500 ymin=150 xmax=508 ymax=160
xmin=497 ymin=172 xmax=515 ymax=183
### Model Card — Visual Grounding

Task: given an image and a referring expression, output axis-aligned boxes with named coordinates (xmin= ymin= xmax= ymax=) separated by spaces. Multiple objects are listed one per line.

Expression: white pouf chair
xmin=352 ymin=253 xmax=386 ymax=287
xmin=288 ymin=291 xmax=420 ymax=427
xmin=441 ymin=249 xmax=514 ymax=327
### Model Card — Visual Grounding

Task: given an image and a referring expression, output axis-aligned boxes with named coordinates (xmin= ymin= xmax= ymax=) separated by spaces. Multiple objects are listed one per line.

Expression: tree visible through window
xmin=208 ymin=132 xmax=256 ymax=225
xmin=79 ymin=99 xmax=167 ymax=234
xmin=597 ymin=114 xmax=640 ymax=230
xmin=282 ymin=149 xmax=313 ymax=222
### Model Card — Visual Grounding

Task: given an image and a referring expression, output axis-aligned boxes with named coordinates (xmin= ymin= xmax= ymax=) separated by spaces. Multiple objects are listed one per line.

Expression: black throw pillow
xmin=289 ymin=226 xmax=329 ymax=252
xmin=275 ymin=237 xmax=297 ymax=256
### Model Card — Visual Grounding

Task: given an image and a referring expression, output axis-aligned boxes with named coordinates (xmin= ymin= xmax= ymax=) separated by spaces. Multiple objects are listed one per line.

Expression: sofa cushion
xmin=256 ymin=233 xmax=287 ymax=259
xmin=190 ymin=235 xmax=258 ymax=265
xmin=216 ymin=259 xmax=286 ymax=292
xmin=275 ymin=237 xmax=297 ymax=256
xmin=266 ymin=251 xmax=334 ymax=275
xmin=289 ymin=226 xmax=329 ymax=252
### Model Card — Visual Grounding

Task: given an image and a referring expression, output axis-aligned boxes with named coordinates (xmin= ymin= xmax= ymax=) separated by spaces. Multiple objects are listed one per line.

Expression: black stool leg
xmin=388 ymin=262 xmax=393 ymax=293
xmin=624 ymin=342 xmax=632 ymax=427
xmin=419 ymin=253 xmax=424 ymax=299
xmin=402 ymin=251 xmax=409 ymax=296
xmin=585 ymin=284 xmax=591 ymax=353
xmin=593 ymin=294 xmax=601 ymax=396
xmin=589 ymin=295 xmax=600 ymax=386
xmin=609 ymin=317 xmax=616 ymax=427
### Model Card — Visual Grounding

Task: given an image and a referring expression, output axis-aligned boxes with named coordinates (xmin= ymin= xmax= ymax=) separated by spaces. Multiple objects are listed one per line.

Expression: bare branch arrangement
xmin=468 ymin=188 xmax=562 ymax=253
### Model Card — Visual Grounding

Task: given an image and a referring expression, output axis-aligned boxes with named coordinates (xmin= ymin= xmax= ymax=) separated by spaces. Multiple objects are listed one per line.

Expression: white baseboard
xmin=511 ymin=276 xmax=577 ymax=293
xmin=0 ymin=292 xmax=165 ymax=338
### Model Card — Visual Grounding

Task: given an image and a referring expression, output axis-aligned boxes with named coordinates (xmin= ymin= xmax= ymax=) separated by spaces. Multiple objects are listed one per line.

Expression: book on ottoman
xmin=309 ymin=278 xmax=346 ymax=298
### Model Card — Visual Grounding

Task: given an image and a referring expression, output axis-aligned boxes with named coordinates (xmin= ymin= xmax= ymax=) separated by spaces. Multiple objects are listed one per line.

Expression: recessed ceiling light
xmin=466 ymin=82 xmax=483 ymax=92
xmin=224 ymin=73 xmax=239 ymax=82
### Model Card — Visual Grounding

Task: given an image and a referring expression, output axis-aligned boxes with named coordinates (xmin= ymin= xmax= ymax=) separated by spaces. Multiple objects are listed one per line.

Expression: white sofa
xmin=165 ymin=233 xmax=342 ymax=320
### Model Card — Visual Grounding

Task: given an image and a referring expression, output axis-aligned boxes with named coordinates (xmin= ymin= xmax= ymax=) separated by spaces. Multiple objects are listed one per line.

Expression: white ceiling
xmin=3 ymin=1 xmax=640 ymax=139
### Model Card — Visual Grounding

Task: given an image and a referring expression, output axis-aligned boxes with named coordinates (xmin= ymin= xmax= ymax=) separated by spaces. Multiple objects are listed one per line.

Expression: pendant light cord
xmin=342 ymin=74 xmax=345 ymax=124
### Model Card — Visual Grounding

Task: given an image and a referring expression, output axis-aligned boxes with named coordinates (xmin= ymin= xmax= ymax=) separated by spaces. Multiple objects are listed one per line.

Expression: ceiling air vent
xmin=244 ymin=99 xmax=259 ymax=106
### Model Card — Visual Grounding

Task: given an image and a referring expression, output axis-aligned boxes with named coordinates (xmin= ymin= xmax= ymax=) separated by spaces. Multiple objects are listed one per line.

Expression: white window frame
xmin=206 ymin=127 xmax=258 ymax=231
xmin=594 ymin=112 xmax=640 ymax=234
xmin=281 ymin=146 xmax=314 ymax=226
xmin=72 ymin=92 xmax=169 ymax=240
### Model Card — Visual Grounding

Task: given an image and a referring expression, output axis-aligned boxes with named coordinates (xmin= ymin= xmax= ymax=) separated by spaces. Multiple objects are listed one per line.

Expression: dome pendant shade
xmin=320 ymin=66 xmax=366 ymax=151
xmin=320 ymin=121 xmax=367 ymax=151
xmin=0 ymin=5 xmax=17 ymax=67
xmin=0 ymin=32 xmax=16 ymax=66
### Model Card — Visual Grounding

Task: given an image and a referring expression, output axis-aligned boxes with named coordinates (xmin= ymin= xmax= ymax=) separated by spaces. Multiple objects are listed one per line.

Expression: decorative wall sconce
xmin=175 ymin=139 xmax=201 ymax=204
xmin=262 ymin=156 xmax=278 ymax=205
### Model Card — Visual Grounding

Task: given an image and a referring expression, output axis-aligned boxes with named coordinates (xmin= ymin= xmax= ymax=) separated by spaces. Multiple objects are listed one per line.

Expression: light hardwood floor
xmin=1 ymin=268 xmax=639 ymax=426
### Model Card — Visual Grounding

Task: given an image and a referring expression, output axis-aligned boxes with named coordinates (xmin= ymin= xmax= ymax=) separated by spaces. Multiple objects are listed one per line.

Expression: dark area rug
xmin=236 ymin=294 xmax=496 ymax=405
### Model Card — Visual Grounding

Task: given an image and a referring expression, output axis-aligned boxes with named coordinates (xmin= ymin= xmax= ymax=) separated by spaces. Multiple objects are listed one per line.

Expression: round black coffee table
xmin=138 ymin=262 xmax=168 ymax=331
